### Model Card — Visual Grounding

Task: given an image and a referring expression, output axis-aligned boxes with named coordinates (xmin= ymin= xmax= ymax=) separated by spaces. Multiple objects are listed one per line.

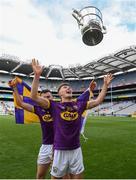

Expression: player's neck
xmin=61 ymin=97 xmax=72 ymax=103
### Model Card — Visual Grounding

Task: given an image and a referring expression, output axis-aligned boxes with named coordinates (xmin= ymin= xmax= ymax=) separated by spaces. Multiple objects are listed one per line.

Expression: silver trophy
xmin=72 ymin=6 xmax=107 ymax=46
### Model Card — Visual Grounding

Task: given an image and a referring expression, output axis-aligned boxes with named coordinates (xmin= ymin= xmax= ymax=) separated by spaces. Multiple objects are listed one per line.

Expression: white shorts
xmin=37 ymin=144 xmax=53 ymax=165
xmin=51 ymin=147 xmax=84 ymax=178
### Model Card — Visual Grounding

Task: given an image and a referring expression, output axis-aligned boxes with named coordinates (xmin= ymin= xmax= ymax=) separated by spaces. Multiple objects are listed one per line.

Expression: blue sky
xmin=0 ymin=0 xmax=136 ymax=67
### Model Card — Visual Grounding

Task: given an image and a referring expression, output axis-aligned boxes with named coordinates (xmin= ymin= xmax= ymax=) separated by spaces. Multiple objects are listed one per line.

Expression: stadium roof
xmin=0 ymin=45 xmax=136 ymax=80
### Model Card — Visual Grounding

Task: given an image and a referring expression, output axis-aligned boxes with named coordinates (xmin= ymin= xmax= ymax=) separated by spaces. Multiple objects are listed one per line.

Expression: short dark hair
xmin=57 ymin=83 xmax=70 ymax=93
xmin=40 ymin=89 xmax=51 ymax=95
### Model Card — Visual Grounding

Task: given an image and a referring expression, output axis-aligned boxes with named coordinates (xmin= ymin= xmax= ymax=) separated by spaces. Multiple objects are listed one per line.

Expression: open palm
xmin=32 ymin=58 xmax=44 ymax=76
xmin=104 ymin=73 xmax=113 ymax=86
xmin=90 ymin=80 xmax=97 ymax=91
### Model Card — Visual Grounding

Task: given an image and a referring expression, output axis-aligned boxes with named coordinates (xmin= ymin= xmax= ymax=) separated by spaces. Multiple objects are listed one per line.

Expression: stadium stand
xmin=92 ymin=101 xmax=136 ymax=116
xmin=0 ymin=45 xmax=136 ymax=117
xmin=114 ymin=103 xmax=136 ymax=116
xmin=0 ymin=101 xmax=14 ymax=115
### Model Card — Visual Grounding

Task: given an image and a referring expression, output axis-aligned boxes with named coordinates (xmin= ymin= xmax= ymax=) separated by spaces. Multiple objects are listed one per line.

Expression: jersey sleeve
xmin=48 ymin=100 xmax=57 ymax=115
xmin=77 ymin=88 xmax=90 ymax=101
xmin=78 ymin=100 xmax=88 ymax=115
xmin=32 ymin=105 xmax=40 ymax=115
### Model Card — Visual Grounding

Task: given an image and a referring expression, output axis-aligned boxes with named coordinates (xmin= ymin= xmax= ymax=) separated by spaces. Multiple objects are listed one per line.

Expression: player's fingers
xmin=32 ymin=58 xmax=36 ymax=66
xmin=37 ymin=59 xmax=39 ymax=65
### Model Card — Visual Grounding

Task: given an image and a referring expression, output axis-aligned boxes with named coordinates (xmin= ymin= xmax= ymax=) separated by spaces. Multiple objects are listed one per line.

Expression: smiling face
xmin=58 ymin=84 xmax=73 ymax=100
xmin=40 ymin=90 xmax=53 ymax=100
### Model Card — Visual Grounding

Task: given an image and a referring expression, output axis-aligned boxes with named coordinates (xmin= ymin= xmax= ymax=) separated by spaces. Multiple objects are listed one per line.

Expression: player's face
xmin=59 ymin=85 xmax=72 ymax=98
xmin=41 ymin=92 xmax=53 ymax=100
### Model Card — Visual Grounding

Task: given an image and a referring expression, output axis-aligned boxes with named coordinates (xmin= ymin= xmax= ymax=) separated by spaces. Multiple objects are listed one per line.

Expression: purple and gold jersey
xmin=34 ymin=106 xmax=54 ymax=145
xmin=50 ymin=100 xmax=87 ymax=150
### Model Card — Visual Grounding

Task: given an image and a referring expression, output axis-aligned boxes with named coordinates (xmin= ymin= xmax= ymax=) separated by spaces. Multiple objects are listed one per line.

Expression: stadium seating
xmin=0 ymin=101 xmax=14 ymax=115
xmin=90 ymin=101 xmax=136 ymax=116
xmin=0 ymin=70 xmax=136 ymax=117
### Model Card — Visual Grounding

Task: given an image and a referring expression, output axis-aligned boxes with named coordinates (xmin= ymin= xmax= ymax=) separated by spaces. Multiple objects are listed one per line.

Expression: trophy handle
xmin=72 ymin=9 xmax=83 ymax=26
xmin=72 ymin=6 xmax=107 ymax=46
xmin=102 ymin=26 xmax=107 ymax=34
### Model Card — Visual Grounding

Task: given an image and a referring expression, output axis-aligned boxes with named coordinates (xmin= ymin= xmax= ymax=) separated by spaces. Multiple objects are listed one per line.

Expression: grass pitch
xmin=0 ymin=115 xmax=136 ymax=179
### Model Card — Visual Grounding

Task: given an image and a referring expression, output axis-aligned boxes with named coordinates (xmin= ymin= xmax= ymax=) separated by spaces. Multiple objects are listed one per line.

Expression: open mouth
xmin=66 ymin=90 xmax=72 ymax=94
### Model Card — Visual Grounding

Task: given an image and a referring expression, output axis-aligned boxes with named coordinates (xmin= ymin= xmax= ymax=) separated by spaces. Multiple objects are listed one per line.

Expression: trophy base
xmin=82 ymin=28 xmax=103 ymax=46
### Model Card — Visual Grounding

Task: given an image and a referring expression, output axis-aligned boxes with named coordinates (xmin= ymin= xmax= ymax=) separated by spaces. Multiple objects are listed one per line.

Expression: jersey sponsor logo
xmin=42 ymin=113 xmax=53 ymax=122
xmin=60 ymin=111 xmax=78 ymax=121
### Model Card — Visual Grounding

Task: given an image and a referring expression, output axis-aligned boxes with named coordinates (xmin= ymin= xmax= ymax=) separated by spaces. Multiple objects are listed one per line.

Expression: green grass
xmin=0 ymin=115 xmax=136 ymax=179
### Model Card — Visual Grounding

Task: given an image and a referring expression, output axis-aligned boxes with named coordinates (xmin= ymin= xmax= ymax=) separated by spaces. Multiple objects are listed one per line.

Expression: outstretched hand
xmin=31 ymin=58 xmax=44 ymax=77
xmin=89 ymin=80 xmax=97 ymax=91
xmin=104 ymin=73 xmax=113 ymax=86
xmin=8 ymin=77 xmax=19 ymax=88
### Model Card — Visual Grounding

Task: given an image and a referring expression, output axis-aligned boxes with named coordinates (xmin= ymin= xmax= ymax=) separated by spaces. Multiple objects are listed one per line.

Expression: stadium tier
xmin=0 ymin=46 xmax=136 ymax=116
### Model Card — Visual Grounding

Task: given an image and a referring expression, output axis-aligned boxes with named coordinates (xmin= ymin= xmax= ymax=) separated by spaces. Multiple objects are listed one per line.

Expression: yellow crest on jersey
xmin=60 ymin=111 xmax=78 ymax=121
xmin=42 ymin=114 xmax=53 ymax=122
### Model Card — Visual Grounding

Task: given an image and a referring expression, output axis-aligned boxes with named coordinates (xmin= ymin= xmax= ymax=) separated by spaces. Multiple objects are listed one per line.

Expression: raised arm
xmin=86 ymin=74 xmax=113 ymax=109
xmin=30 ymin=59 xmax=49 ymax=109
xmin=9 ymin=78 xmax=33 ymax=112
